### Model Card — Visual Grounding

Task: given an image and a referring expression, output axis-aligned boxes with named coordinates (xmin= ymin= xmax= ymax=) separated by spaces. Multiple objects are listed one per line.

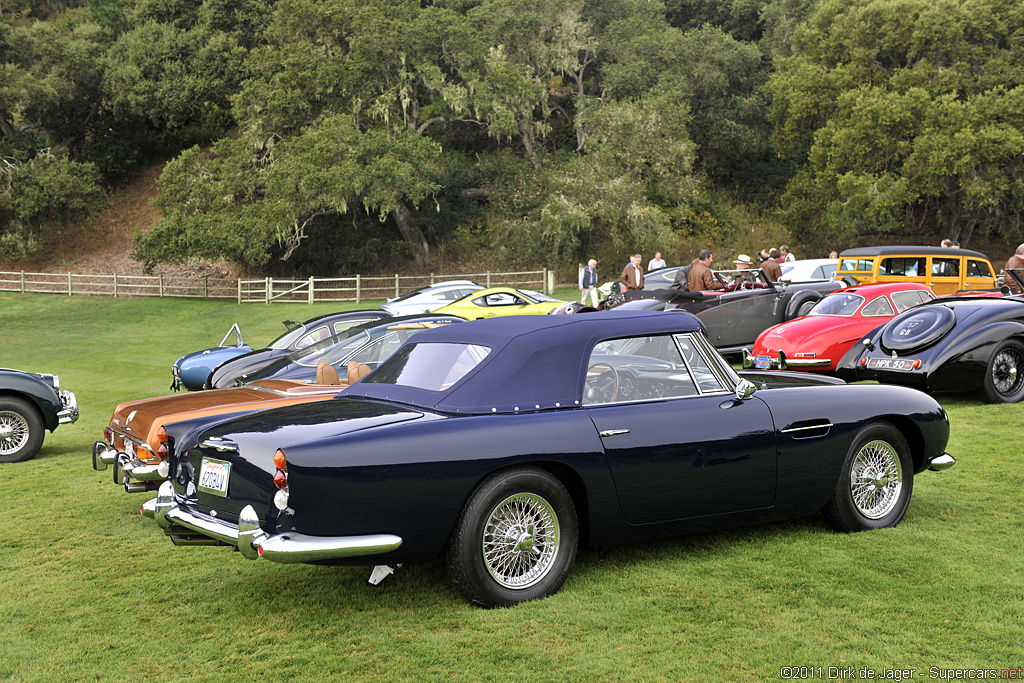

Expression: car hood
xmin=109 ymin=381 xmax=341 ymax=450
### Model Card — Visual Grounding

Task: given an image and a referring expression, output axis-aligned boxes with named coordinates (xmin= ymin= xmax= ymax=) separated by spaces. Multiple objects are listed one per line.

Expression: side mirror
xmin=735 ymin=378 xmax=757 ymax=401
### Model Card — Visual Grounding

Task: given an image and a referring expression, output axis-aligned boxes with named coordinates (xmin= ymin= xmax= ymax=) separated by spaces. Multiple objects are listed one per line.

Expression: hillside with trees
xmin=2 ymin=0 xmax=1022 ymax=276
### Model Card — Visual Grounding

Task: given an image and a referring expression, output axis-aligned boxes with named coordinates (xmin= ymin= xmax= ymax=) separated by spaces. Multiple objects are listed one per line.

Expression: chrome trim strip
xmin=781 ymin=422 xmax=834 ymax=434
xmin=599 ymin=429 xmax=630 ymax=437
xmin=928 ymin=453 xmax=956 ymax=471
xmin=784 ymin=358 xmax=832 ymax=367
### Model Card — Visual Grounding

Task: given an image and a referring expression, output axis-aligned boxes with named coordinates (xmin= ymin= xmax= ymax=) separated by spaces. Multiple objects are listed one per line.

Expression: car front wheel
xmin=0 ymin=397 xmax=45 ymax=463
xmin=979 ymin=339 xmax=1024 ymax=404
xmin=447 ymin=466 xmax=578 ymax=607
xmin=823 ymin=422 xmax=913 ymax=532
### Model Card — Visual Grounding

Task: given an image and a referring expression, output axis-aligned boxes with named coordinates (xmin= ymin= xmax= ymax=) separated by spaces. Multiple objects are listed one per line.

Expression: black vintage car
xmin=148 ymin=311 xmax=954 ymax=607
xmin=836 ymin=269 xmax=1024 ymax=403
xmin=0 ymin=368 xmax=79 ymax=462
xmin=612 ymin=268 xmax=843 ymax=354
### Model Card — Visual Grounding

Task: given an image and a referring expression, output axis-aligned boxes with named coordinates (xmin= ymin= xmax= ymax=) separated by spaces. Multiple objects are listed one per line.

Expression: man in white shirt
xmin=779 ymin=245 xmax=796 ymax=263
xmin=648 ymin=252 xmax=666 ymax=270
xmin=579 ymin=259 xmax=599 ymax=306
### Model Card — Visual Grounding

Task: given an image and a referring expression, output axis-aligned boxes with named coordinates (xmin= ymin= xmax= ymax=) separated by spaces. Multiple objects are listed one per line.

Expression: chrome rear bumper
xmin=742 ymin=349 xmax=831 ymax=370
xmin=149 ymin=482 xmax=403 ymax=563
xmin=927 ymin=452 xmax=956 ymax=471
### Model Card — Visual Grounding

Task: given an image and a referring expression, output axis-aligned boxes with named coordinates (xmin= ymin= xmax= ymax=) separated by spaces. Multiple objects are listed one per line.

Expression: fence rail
xmin=0 ymin=269 xmax=552 ymax=303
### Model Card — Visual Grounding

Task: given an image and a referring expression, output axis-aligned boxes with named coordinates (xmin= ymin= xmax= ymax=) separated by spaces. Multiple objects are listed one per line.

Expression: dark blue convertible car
xmin=0 ymin=368 xmax=78 ymax=462
xmin=150 ymin=311 xmax=955 ymax=607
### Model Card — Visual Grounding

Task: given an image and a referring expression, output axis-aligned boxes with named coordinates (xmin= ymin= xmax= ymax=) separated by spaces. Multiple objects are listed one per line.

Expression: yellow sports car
xmin=432 ymin=287 xmax=568 ymax=319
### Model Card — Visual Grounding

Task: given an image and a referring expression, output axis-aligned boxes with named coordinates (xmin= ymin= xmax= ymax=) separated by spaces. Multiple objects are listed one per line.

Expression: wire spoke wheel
xmin=482 ymin=492 xmax=560 ymax=589
xmin=991 ymin=347 xmax=1023 ymax=397
xmin=0 ymin=410 xmax=31 ymax=456
xmin=849 ymin=439 xmax=903 ymax=519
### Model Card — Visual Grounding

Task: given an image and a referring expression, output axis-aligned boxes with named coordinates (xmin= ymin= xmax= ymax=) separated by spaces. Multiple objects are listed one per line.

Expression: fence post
xmin=430 ymin=272 xmax=435 ymax=285
xmin=548 ymin=270 xmax=554 ymax=295
xmin=395 ymin=273 xmax=399 ymax=299
xmin=159 ymin=275 xmax=164 ymax=297
xmin=114 ymin=274 xmax=118 ymax=298
xmin=20 ymin=270 xmax=25 ymax=293
xmin=265 ymin=277 xmax=270 ymax=304
xmin=237 ymin=279 xmax=242 ymax=304
xmin=486 ymin=271 xmax=491 ymax=288
xmin=204 ymin=275 xmax=209 ymax=299
xmin=308 ymin=276 xmax=314 ymax=304
xmin=356 ymin=274 xmax=361 ymax=303
xmin=68 ymin=272 xmax=72 ymax=296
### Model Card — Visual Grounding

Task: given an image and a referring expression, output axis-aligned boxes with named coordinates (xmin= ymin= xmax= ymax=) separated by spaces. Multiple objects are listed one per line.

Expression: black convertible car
xmin=149 ymin=311 xmax=954 ymax=607
xmin=612 ymin=269 xmax=843 ymax=354
xmin=836 ymin=269 xmax=1024 ymax=403
xmin=0 ymin=368 xmax=78 ymax=462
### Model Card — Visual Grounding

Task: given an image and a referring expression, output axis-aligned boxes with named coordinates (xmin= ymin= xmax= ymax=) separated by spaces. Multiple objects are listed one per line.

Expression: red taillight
xmin=103 ymin=427 xmax=113 ymax=443
xmin=157 ymin=443 xmax=169 ymax=460
xmin=860 ymin=357 xmax=868 ymax=366
xmin=273 ymin=469 xmax=287 ymax=490
xmin=273 ymin=449 xmax=287 ymax=469
xmin=913 ymin=359 xmax=922 ymax=369
xmin=157 ymin=426 xmax=168 ymax=443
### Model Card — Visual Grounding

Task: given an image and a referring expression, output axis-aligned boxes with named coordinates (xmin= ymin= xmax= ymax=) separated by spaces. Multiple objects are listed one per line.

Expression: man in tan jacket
xmin=688 ymin=250 xmax=722 ymax=292
xmin=620 ymin=254 xmax=645 ymax=292
xmin=1005 ymin=244 xmax=1024 ymax=294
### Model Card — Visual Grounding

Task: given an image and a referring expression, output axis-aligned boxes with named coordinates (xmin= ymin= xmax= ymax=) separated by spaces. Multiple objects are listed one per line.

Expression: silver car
xmin=380 ymin=281 xmax=484 ymax=315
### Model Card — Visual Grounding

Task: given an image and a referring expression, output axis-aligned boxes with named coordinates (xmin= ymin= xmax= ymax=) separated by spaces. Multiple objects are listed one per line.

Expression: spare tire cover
xmin=881 ymin=305 xmax=956 ymax=352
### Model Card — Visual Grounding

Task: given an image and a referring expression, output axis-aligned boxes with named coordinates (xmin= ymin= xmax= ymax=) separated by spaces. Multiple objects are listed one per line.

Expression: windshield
xmin=809 ymin=293 xmax=865 ymax=316
xmin=364 ymin=342 xmax=492 ymax=391
xmin=268 ymin=325 xmax=308 ymax=350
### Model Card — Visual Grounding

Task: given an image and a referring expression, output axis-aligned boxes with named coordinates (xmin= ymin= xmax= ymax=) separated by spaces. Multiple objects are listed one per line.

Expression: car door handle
xmin=599 ymin=429 xmax=630 ymax=437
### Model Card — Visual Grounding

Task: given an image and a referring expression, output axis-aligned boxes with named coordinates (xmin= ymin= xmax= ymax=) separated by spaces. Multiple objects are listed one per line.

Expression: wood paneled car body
xmin=150 ymin=311 xmax=955 ymax=607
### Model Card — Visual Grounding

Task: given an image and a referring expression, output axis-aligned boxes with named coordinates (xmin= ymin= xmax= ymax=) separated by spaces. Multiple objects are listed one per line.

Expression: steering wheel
xmin=586 ymin=362 xmax=620 ymax=403
xmin=738 ymin=278 xmax=753 ymax=290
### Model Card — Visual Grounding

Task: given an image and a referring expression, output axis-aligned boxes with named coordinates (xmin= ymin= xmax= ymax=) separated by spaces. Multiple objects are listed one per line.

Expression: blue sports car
xmin=150 ymin=311 xmax=955 ymax=607
xmin=174 ymin=311 xmax=392 ymax=391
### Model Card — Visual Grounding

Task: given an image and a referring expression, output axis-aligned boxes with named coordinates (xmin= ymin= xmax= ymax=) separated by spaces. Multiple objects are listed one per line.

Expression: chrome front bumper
xmin=742 ymin=349 xmax=831 ymax=370
xmin=148 ymin=482 xmax=403 ymax=563
xmin=58 ymin=390 xmax=79 ymax=424
xmin=927 ymin=453 xmax=956 ymax=472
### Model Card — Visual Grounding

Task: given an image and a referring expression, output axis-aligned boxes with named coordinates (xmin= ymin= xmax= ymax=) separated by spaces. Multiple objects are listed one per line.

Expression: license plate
xmin=755 ymin=355 xmax=772 ymax=370
xmin=867 ymin=357 xmax=918 ymax=372
xmin=198 ymin=457 xmax=232 ymax=497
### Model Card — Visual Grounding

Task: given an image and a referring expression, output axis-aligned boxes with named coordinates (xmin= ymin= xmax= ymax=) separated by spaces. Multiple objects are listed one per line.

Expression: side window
xmin=296 ymin=325 xmax=330 ymax=349
xmin=861 ymin=296 xmax=896 ymax=316
xmin=890 ymin=290 xmax=932 ymax=313
xmin=584 ymin=335 xmax=698 ymax=405
xmin=332 ymin=319 xmax=371 ymax=335
xmin=879 ymin=257 xmax=925 ymax=277
xmin=839 ymin=258 xmax=874 ymax=272
xmin=967 ymin=260 xmax=993 ymax=278
xmin=931 ymin=257 xmax=959 ymax=277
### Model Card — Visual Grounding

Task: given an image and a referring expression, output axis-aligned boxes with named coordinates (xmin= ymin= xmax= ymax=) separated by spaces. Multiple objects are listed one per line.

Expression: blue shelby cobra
xmin=150 ymin=310 xmax=955 ymax=607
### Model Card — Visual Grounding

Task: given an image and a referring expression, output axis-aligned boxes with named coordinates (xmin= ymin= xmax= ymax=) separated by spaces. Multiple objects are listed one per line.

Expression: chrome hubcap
xmin=0 ymin=411 xmax=30 ymax=455
xmin=992 ymin=349 xmax=1023 ymax=396
xmin=850 ymin=439 xmax=903 ymax=519
xmin=482 ymin=492 xmax=559 ymax=589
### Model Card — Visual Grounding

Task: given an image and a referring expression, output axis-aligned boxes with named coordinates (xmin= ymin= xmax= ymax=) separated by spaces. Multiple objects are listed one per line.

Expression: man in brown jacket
xmin=620 ymin=254 xmax=644 ymax=292
xmin=688 ymin=250 xmax=722 ymax=292
xmin=1005 ymin=244 xmax=1024 ymax=294
xmin=760 ymin=249 xmax=783 ymax=282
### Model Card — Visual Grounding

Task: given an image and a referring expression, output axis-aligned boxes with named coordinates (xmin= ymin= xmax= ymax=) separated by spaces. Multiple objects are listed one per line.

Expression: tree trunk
xmin=392 ymin=201 xmax=429 ymax=267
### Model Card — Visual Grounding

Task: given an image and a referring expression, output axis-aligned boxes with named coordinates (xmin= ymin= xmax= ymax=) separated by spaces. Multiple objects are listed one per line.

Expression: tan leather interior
xmin=316 ymin=361 xmax=341 ymax=386
xmin=347 ymin=361 xmax=372 ymax=384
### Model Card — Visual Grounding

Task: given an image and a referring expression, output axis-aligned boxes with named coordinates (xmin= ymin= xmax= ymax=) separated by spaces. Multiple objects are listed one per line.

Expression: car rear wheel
xmin=822 ymin=422 xmax=913 ymax=532
xmin=446 ymin=466 xmax=578 ymax=607
xmin=0 ymin=397 xmax=45 ymax=463
xmin=979 ymin=339 xmax=1024 ymax=404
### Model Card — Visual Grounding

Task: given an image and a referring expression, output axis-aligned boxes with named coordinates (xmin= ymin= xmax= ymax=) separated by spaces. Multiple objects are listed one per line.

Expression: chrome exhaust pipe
xmin=124 ymin=481 xmax=151 ymax=493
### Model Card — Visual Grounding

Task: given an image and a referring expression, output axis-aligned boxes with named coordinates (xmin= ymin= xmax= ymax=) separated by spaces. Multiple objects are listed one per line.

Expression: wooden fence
xmin=0 ymin=269 xmax=552 ymax=303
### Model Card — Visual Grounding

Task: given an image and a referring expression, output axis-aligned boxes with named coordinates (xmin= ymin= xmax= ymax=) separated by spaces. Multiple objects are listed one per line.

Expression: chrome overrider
xmin=57 ymin=390 xmax=79 ymax=424
xmin=92 ymin=441 xmax=168 ymax=492
xmin=147 ymin=482 xmax=403 ymax=563
xmin=927 ymin=453 xmax=956 ymax=471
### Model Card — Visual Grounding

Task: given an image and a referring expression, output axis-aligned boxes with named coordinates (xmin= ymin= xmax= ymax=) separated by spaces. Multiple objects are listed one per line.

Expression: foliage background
xmin=2 ymin=0 xmax=1023 ymax=274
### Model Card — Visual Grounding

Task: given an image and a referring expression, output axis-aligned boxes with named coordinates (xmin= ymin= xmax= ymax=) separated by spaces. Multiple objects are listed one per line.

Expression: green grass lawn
xmin=1 ymin=293 xmax=1022 ymax=682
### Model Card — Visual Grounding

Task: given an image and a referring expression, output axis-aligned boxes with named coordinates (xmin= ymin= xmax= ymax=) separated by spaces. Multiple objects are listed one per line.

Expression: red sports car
xmin=744 ymin=283 xmax=936 ymax=372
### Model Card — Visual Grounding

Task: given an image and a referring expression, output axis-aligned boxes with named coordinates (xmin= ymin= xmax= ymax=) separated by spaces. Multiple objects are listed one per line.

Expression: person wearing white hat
xmin=731 ymin=254 xmax=755 ymax=287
